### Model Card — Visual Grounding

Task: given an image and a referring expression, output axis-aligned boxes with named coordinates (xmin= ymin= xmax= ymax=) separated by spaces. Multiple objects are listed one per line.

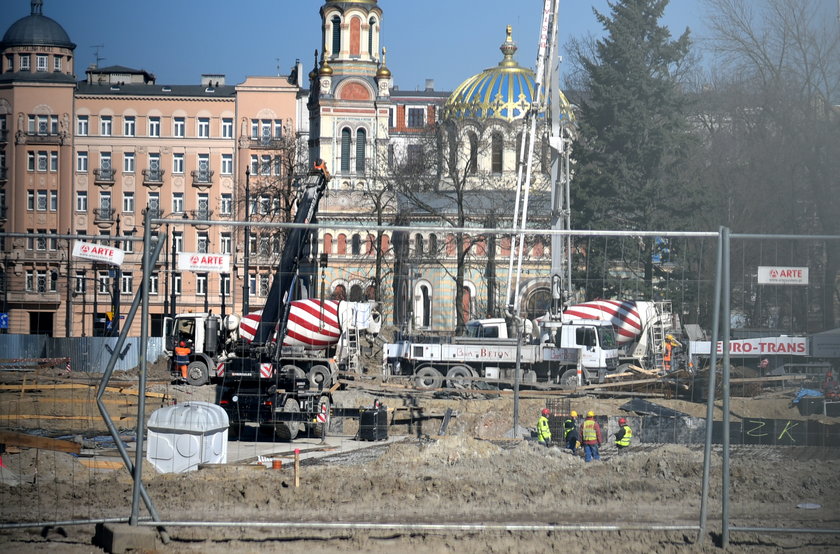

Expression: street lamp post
xmin=111 ymin=215 xmax=121 ymax=336
xmin=243 ymin=167 xmax=251 ymax=315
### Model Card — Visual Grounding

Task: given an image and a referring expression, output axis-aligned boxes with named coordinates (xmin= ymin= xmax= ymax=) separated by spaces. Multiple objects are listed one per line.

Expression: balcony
xmin=0 ymin=166 xmax=6 ymax=183
xmin=0 ymin=129 xmax=7 ymax=144
xmin=190 ymin=168 xmax=214 ymax=189
xmin=142 ymin=168 xmax=165 ymax=188
xmin=248 ymin=135 xmax=285 ymax=149
xmin=93 ymin=167 xmax=116 ymax=187
xmin=93 ymin=207 xmax=115 ymax=225
xmin=18 ymin=130 xmax=66 ymax=145
xmin=190 ymin=208 xmax=213 ymax=230
xmin=0 ymin=205 xmax=6 ymax=223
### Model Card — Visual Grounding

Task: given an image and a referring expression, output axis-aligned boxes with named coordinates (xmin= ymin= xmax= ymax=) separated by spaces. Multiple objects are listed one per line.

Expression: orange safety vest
xmin=174 ymin=346 xmax=190 ymax=365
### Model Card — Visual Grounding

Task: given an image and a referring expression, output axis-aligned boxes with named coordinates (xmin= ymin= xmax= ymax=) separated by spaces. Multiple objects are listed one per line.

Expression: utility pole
xmin=111 ymin=214 xmax=121 ymax=336
xmin=243 ymin=167 xmax=251 ymax=315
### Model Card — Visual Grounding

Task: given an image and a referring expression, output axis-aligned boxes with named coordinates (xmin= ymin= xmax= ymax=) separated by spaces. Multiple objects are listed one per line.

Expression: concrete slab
xmin=93 ymin=522 xmax=157 ymax=554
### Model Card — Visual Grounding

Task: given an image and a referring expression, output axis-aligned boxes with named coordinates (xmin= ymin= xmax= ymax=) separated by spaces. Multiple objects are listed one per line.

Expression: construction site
xmin=1 ymin=0 xmax=839 ymax=552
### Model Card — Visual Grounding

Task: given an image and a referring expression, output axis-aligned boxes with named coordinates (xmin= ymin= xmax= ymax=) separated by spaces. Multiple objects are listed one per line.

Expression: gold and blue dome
xmin=444 ymin=26 xmax=535 ymax=122
xmin=444 ymin=26 xmax=574 ymax=124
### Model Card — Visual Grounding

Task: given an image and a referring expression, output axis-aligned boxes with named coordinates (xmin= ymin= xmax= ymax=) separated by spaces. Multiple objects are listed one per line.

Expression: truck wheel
xmin=307 ymin=365 xmax=332 ymax=390
xmin=559 ymin=369 xmax=580 ymax=389
xmin=415 ymin=367 xmax=443 ymax=389
xmin=227 ymin=422 xmax=242 ymax=441
xmin=274 ymin=398 xmax=300 ymax=441
xmin=445 ymin=365 xmax=474 ymax=389
xmin=185 ymin=361 xmax=209 ymax=386
xmin=311 ymin=395 xmax=331 ymax=438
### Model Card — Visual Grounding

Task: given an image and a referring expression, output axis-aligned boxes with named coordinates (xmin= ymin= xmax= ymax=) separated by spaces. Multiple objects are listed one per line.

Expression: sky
xmin=2 ymin=0 xmax=712 ymax=91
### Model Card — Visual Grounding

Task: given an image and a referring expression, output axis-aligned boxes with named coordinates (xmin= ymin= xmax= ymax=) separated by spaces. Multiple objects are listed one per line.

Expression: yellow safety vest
xmin=537 ymin=416 xmax=551 ymax=442
xmin=582 ymin=419 xmax=597 ymax=442
xmin=616 ymin=424 xmax=632 ymax=447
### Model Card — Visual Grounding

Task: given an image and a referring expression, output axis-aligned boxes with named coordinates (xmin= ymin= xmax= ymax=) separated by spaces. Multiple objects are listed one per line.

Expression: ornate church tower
xmin=309 ymin=0 xmax=392 ymax=189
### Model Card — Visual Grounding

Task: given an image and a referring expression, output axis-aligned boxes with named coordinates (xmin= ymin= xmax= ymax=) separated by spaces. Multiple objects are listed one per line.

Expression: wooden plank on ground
xmin=0 ymin=414 xmax=136 ymax=422
xmin=0 ymin=430 xmax=81 ymax=454
xmin=79 ymin=459 xmax=124 ymax=470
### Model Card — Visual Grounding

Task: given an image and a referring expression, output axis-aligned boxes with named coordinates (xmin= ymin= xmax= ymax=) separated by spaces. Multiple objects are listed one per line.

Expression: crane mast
xmin=505 ymin=0 xmax=572 ymax=320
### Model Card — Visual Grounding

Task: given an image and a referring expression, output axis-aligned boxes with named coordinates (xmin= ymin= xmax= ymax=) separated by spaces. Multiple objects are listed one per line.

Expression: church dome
xmin=1 ymin=1 xmax=75 ymax=50
xmin=444 ymin=26 xmax=574 ymax=124
xmin=443 ymin=26 xmax=535 ymax=123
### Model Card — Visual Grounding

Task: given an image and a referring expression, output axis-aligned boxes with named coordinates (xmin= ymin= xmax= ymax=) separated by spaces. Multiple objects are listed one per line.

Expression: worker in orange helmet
xmin=312 ymin=158 xmax=331 ymax=181
xmin=614 ymin=417 xmax=633 ymax=450
xmin=579 ymin=410 xmax=602 ymax=462
xmin=663 ymin=334 xmax=683 ymax=372
xmin=174 ymin=340 xmax=191 ymax=380
xmin=537 ymin=408 xmax=552 ymax=447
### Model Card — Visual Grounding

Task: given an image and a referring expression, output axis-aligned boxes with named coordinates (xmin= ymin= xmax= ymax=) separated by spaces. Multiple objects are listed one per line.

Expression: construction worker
xmin=614 ymin=417 xmax=633 ymax=449
xmin=563 ymin=410 xmax=579 ymax=455
xmin=174 ymin=340 xmax=191 ymax=380
xmin=312 ymin=158 xmax=331 ymax=181
xmin=537 ymin=408 xmax=552 ymax=447
xmin=663 ymin=334 xmax=683 ymax=372
xmin=579 ymin=410 xmax=602 ymax=462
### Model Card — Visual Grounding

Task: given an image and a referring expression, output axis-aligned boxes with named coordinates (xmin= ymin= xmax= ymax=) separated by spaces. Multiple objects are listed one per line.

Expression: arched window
xmin=355 ymin=128 xmax=366 ymax=172
xmin=461 ymin=286 xmax=472 ymax=324
xmin=349 ymin=283 xmax=364 ymax=301
xmin=366 ymin=234 xmax=375 ymax=255
xmin=467 ymin=132 xmax=478 ymax=174
xmin=350 ymin=17 xmax=361 ymax=56
xmin=323 ymin=233 xmax=333 ymax=254
xmin=331 ymin=15 xmax=341 ymax=56
xmin=340 ymin=127 xmax=351 ymax=172
xmin=331 ymin=283 xmax=347 ymax=301
xmin=415 ymin=282 xmax=432 ymax=329
xmin=337 ymin=234 xmax=347 ymax=255
xmin=525 ymin=288 xmax=552 ymax=320
xmin=368 ymin=17 xmax=376 ymax=55
xmin=414 ymin=233 xmax=424 ymax=256
xmin=491 ymin=132 xmax=504 ymax=174
xmin=351 ymin=233 xmax=361 ymax=255
xmin=429 ymin=234 xmax=437 ymax=254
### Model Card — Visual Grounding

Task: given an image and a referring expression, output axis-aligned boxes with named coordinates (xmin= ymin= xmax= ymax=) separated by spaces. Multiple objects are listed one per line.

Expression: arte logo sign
xmin=177 ymin=252 xmax=230 ymax=273
xmin=757 ymin=266 xmax=808 ymax=285
xmin=72 ymin=240 xmax=125 ymax=266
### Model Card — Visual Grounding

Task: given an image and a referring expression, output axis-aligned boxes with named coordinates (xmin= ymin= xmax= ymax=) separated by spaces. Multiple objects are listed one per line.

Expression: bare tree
xmin=701 ymin=0 xmax=840 ymax=329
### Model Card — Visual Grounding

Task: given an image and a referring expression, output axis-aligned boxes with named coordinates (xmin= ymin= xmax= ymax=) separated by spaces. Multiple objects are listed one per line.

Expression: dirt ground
xmin=1 ymin=365 xmax=839 ymax=552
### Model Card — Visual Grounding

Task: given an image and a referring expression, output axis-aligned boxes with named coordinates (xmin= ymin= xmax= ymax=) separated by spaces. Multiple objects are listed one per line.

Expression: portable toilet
xmin=147 ymin=401 xmax=229 ymax=473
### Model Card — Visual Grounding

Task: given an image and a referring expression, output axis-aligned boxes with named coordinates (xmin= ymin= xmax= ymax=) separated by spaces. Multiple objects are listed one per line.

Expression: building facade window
xmin=37 ymin=151 xmax=47 ymax=171
xmin=37 ymin=190 xmax=47 ymax=211
xmin=100 ymin=116 xmax=112 ymax=136
xmin=20 ymin=54 xmax=30 ymax=71
xmin=407 ymin=107 xmax=425 ymax=128
xmin=173 ymin=117 xmax=185 ymax=137
xmin=340 ymin=128 xmax=351 ymax=172
xmin=221 ymin=153 xmax=232 ymax=175
xmin=77 ymin=151 xmax=88 ymax=172
xmin=220 ymin=194 xmax=232 ymax=215
xmin=149 ymin=117 xmax=160 ymax=137
xmin=50 ymin=151 xmax=58 ymax=172
xmin=123 ymin=192 xmax=134 ymax=213
xmin=221 ymin=118 xmax=233 ymax=138
xmin=36 ymin=54 xmax=48 ymax=71
xmin=49 ymin=190 xmax=57 ymax=211
xmin=197 ymin=232 xmax=209 ymax=254
xmin=220 ymin=274 xmax=230 ymax=296
xmin=123 ymin=116 xmax=135 ymax=136
xmin=356 ymin=128 xmax=366 ymax=172
xmin=172 ymin=193 xmax=184 ymax=214
xmin=491 ymin=132 xmax=503 ymax=174
xmin=196 ymin=273 xmax=207 ymax=295
xmin=220 ymin=232 xmax=231 ymax=254
xmin=121 ymin=273 xmax=133 ymax=295
xmin=53 ymin=55 xmax=62 ymax=71
xmin=197 ymin=118 xmax=210 ymax=137
xmin=173 ymin=153 xmax=184 ymax=174
xmin=173 ymin=232 xmax=183 ymax=253
xmin=76 ymin=191 xmax=88 ymax=212
xmin=123 ymin=152 xmax=135 ymax=173
xmin=77 ymin=115 xmax=89 ymax=136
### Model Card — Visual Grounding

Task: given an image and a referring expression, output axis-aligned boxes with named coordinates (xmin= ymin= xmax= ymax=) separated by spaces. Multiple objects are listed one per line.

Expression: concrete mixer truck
xmin=562 ymin=299 xmax=681 ymax=372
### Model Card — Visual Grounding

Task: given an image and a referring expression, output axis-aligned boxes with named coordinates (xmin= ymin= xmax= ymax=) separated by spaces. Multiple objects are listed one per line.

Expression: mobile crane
xmin=217 ymin=161 xmax=381 ymax=440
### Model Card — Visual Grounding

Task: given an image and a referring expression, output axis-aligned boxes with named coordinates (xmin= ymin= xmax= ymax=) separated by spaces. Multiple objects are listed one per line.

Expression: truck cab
xmin=542 ymin=318 xmax=620 ymax=376
xmin=163 ymin=312 xmax=240 ymax=385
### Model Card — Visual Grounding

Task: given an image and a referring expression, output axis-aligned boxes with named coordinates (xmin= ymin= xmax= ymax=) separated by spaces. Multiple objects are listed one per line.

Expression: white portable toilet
xmin=147 ymin=401 xmax=229 ymax=473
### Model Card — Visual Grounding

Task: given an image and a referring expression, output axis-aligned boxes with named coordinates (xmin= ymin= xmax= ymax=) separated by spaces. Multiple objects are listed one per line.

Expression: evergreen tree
xmin=570 ymin=0 xmax=699 ymax=298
